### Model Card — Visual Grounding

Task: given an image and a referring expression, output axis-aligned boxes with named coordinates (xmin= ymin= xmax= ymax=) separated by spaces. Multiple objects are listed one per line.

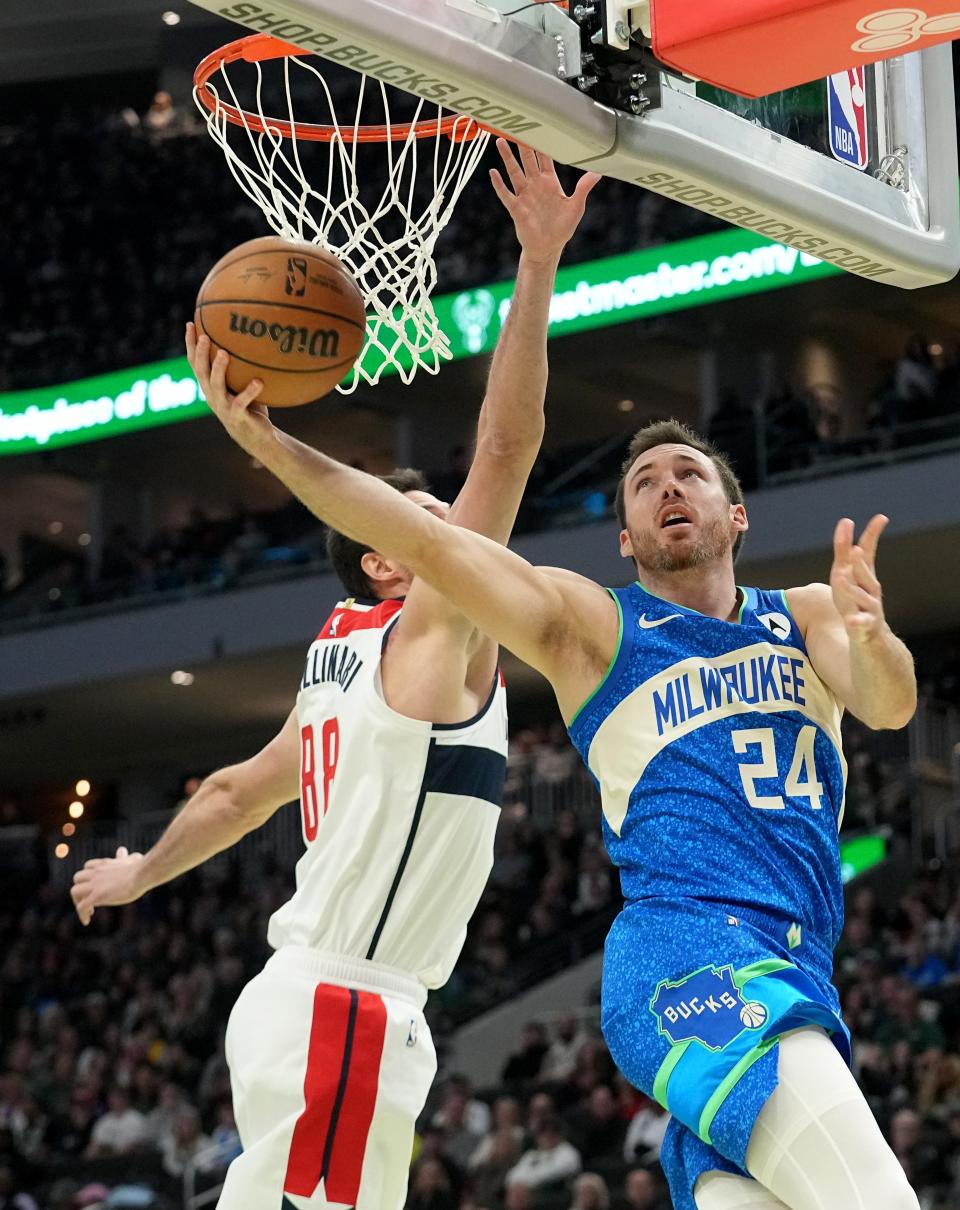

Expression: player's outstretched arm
xmin=788 ymin=515 xmax=917 ymax=730
xmin=70 ymin=709 xmax=300 ymax=925
xmin=392 ymin=144 xmax=599 ymax=709
xmin=189 ymin=339 xmax=618 ymax=711
xmin=450 ymin=140 xmax=599 ymax=542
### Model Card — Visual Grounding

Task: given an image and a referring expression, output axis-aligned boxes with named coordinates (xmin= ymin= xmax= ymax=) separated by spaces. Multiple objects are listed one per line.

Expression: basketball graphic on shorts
xmin=195 ymin=236 xmax=367 ymax=406
xmin=740 ymin=1001 xmax=768 ymax=1029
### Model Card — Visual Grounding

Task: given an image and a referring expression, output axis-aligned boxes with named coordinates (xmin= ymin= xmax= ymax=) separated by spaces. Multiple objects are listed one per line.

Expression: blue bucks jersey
xmin=569 ymin=583 xmax=847 ymax=952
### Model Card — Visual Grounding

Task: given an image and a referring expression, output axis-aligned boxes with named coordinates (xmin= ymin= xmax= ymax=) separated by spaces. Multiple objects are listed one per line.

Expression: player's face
xmin=619 ymin=444 xmax=744 ymax=573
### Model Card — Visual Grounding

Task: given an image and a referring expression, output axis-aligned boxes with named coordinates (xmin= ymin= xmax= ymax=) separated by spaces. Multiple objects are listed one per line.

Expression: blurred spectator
xmin=502 ymin=1023 xmax=550 ymax=1087
xmin=469 ymin=1127 xmax=522 ymax=1210
xmin=613 ymin=1168 xmax=670 ymax=1210
xmin=901 ymin=937 xmax=948 ymax=990
xmin=565 ymin=1086 xmax=626 ymax=1166
xmin=622 ymin=1098 xmax=669 ymax=1166
xmin=895 ymin=336 xmax=937 ymax=406
xmin=567 ymin=1172 xmax=610 ymax=1210
xmin=85 ymin=1085 xmax=149 ymax=1158
xmin=0 ymin=1163 xmax=37 ymax=1210
xmin=160 ymin=1105 xmax=211 ymax=1179
xmin=505 ymin=1117 xmax=582 ymax=1189
xmin=540 ymin=1014 xmax=588 ymax=1084
xmin=407 ymin=1158 xmax=459 ymax=1210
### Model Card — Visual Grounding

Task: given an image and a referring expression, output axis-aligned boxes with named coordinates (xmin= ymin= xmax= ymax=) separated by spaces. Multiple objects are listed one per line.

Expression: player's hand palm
xmin=490 ymin=138 xmax=600 ymax=263
xmin=70 ymin=846 xmax=146 ymax=926
xmin=186 ymin=323 xmax=274 ymax=457
xmin=830 ymin=514 xmax=888 ymax=643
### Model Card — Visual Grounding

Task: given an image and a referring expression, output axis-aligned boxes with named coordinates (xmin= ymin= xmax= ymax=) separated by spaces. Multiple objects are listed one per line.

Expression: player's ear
xmin=360 ymin=550 xmax=397 ymax=585
xmin=731 ymin=503 xmax=749 ymax=535
xmin=619 ymin=528 xmax=634 ymax=560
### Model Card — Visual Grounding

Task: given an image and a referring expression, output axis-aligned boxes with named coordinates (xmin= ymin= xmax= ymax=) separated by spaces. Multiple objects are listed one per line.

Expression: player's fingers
xmin=210 ymin=348 xmax=229 ymax=398
xmin=858 ymin=514 xmax=888 ymax=565
xmin=850 ymin=548 xmax=881 ymax=595
xmin=488 ymin=168 xmax=516 ymax=210
xmin=237 ymin=379 xmax=264 ymax=409
xmin=841 ymin=581 xmax=882 ymax=613
xmin=193 ymin=335 xmax=213 ymax=393
xmin=538 ymin=151 xmax=559 ymax=179
xmin=832 ymin=518 xmax=854 ymax=564
xmin=185 ymin=322 xmax=197 ymax=361
xmin=496 ymin=138 xmax=525 ymax=192
xmin=573 ymin=171 xmax=602 ymax=204
xmin=517 ymin=141 xmax=541 ymax=180
xmin=115 ymin=846 xmax=129 ymax=858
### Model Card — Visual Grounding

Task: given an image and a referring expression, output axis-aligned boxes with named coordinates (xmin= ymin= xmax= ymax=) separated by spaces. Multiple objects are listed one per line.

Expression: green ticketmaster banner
xmin=0 ymin=228 xmax=838 ymax=456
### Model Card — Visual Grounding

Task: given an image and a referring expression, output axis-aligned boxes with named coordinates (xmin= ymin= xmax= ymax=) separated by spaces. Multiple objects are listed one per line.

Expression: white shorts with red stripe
xmin=221 ymin=948 xmax=436 ymax=1210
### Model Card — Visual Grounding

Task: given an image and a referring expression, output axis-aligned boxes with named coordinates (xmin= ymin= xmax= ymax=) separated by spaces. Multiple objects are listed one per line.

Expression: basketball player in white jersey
xmin=70 ymin=142 xmax=599 ymax=1210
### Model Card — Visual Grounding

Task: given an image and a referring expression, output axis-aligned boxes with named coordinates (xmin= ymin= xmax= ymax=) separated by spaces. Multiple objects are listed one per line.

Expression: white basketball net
xmin=195 ymin=48 xmax=491 ymax=392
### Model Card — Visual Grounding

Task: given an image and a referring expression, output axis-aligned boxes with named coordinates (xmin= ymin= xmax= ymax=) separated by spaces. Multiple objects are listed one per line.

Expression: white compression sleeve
xmin=694 ymin=1028 xmax=919 ymax=1210
xmin=745 ymin=1027 xmax=919 ymax=1210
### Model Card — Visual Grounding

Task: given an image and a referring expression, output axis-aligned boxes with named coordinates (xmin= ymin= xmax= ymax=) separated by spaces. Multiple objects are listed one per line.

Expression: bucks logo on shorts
xmin=650 ymin=964 xmax=769 ymax=1052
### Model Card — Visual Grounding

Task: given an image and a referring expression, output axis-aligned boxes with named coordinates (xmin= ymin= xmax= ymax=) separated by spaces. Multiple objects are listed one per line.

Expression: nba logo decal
xmin=827 ymin=69 xmax=869 ymax=171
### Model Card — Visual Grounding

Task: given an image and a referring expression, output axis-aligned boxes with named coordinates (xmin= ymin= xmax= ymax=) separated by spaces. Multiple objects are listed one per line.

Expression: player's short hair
xmin=326 ymin=468 xmax=431 ymax=598
xmin=614 ymin=419 xmax=746 ymax=560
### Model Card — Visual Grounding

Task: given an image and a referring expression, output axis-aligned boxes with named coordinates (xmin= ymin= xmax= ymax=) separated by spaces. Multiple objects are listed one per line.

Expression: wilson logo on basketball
xmin=852 ymin=8 xmax=960 ymax=53
xmin=229 ymin=312 xmax=341 ymax=359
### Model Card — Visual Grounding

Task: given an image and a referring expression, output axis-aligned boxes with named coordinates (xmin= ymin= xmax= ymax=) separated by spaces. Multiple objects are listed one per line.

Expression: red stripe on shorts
xmin=323 ymin=990 xmax=388 ymax=1205
xmin=283 ymin=983 xmax=352 ymax=1197
xmin=283 ymin=984 xmax=389 ymax=1203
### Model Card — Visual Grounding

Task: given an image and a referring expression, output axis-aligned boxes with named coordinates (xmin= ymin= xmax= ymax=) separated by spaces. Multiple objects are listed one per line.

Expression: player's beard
xmin=628 ymin=514 xmax=733 ymax=574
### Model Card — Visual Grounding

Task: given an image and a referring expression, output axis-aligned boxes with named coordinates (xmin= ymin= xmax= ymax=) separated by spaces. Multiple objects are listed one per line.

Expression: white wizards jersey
xmin=267 ymin=597 xmax=508 ymax=990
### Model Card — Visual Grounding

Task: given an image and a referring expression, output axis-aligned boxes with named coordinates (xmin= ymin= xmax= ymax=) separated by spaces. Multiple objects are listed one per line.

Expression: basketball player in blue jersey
xmin=186 ymin=396 xmax=919 ymax=1210
xmin=70 ymin=144 xmax=599 ymax=1210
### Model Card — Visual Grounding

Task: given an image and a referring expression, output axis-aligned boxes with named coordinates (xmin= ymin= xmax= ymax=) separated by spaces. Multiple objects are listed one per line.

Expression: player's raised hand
xmin=489 ymin=138 xmax=600 ymax=264
xmin=70 ymin=846 xmax=146 ymax=926
xmin=186 ymin=323 xmax=273 ymax=457
xmin=830 ymin=515 xmax=889 ymax=644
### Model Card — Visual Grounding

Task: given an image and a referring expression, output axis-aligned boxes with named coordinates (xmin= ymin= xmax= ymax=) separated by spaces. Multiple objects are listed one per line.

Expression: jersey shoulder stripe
xmin=317 ymin=597 xmax=403 ymax=641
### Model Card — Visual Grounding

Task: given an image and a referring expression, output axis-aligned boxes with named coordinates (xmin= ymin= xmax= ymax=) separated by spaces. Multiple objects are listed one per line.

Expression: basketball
xmin=194 ymin=237 xmax=367 ymax=406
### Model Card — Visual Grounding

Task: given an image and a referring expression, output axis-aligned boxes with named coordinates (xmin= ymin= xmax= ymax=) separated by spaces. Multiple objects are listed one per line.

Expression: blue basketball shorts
xmin=600 ymin=898 xmax=850 ymax=1210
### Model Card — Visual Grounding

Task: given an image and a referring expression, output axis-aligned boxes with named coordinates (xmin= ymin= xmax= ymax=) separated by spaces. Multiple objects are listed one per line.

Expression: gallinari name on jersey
xmin=300 ymin=642 xmax=364 ymax=694
xmin=653 ymin=648 xmax=807 ymax=736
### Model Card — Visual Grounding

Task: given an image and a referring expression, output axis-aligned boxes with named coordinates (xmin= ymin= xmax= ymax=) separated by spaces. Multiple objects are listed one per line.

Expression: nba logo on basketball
xmin=285 ymin=257 xmax=308 ymax=297
xmin=827 ymin=68 xmax=869 ymax=171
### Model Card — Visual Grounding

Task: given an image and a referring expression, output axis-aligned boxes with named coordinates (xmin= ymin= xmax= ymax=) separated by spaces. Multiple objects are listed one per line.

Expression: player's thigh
xmin=745 ymin=1027 xmax=919 ymax=1210
xmin=695 ymin=1170 xmax=789 ymax=1210
xmin=353 ymin=1007 xmax=437 ymax=1210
